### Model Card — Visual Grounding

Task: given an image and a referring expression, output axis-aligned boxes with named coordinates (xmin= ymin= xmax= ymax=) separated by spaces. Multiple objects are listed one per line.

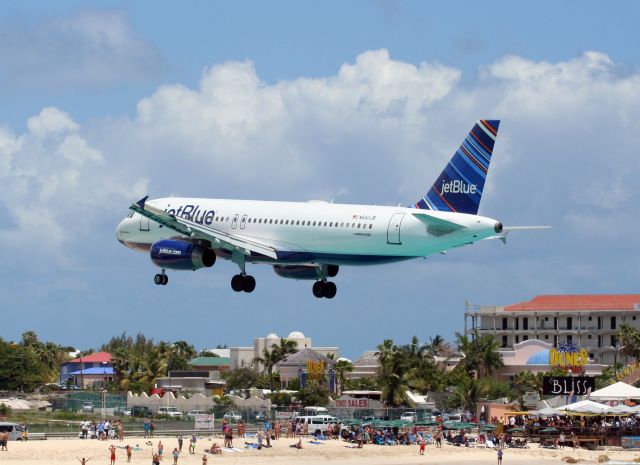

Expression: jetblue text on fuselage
xmin=441 ymin=180 xmax=478 ymax=195
xmin=165 ymin=204 xmax=216 ymax=225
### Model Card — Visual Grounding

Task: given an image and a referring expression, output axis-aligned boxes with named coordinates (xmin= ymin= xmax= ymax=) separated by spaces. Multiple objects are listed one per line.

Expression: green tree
xmin=222 ymin=368 xmax=264 ymax=390
xmin=298 ymin=384 xmax=330 ymax=406
xmin=334 ymin=359 xmax=354 ymax=395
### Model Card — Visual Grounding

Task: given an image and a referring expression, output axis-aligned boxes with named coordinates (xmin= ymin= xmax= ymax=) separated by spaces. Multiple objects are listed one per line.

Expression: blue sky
xmin=1 ymin=1 xmax=639 ymax=359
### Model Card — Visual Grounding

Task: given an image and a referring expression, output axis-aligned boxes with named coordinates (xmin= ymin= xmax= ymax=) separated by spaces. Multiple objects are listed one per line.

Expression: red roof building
xmin=60 ymin=351 xmax=113 ymax=387
xmin=67 ymin=351 xmax=112 ymax=364
xmin=464 ymin=294 xmax=640 ymax=366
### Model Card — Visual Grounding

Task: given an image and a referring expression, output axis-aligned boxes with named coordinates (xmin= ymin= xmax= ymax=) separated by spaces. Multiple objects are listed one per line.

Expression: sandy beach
xmin=1 ymin=435 xmax=640 ymax=465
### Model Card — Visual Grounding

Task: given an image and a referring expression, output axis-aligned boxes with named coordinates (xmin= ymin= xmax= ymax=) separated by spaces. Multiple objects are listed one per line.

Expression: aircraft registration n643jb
xmin=116 ymin=119 xmax=546 ymax=298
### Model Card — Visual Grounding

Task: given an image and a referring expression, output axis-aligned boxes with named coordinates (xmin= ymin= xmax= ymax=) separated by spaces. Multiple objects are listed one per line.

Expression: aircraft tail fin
xmin=412 ymin=119 xmax=500 ymax=215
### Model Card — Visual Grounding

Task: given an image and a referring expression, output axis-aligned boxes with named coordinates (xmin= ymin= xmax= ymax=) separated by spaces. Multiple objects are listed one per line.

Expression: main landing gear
xmin=230 ymin=250 xmax=255 ymax=293
xmin=154 ymin=270 xmax=168 ymax=285
xmin=231 ymin=274 xmax=256 ymax=293
xmin=313 ymin=280 xmax=337 ymax=299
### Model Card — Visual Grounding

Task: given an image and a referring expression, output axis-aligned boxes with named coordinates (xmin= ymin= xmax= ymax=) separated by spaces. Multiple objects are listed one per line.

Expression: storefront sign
xmin=549 ymin=343 xmax=588 ymax=374
xmin=334 ymin=397 xmax=369 ymax=409
xmin=307 ymin=360 xmax=325 ymax=381
xmin=542 ymin=376 xmax=595 ymax=395
xmin=617 ymin=362 xmax=640 ymax=382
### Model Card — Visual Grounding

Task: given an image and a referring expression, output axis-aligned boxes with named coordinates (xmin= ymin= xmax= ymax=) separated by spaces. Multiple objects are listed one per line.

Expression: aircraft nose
xmin=115 ymin=218 xmax=129 ymax=243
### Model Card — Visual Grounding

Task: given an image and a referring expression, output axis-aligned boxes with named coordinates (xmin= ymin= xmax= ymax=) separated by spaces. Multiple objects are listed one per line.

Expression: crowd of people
xmin=79 ymin=420 xmax=126 ymax=441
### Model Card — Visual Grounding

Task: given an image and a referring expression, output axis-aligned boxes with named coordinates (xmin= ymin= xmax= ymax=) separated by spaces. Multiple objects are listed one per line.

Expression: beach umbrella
xmin=534 ymin=406 xmax=564 ymax=417
xmin=539 ymin=427 xmax=558 ymax=433
xmin=508 ymin=427 xmax=526 ymax=433
xmin=589 ymin=382 xmax=640 ymax=401
xmin=607 ymin=404 xmax=636 ymax=415
xmin=415 ymin=420 xmax=439 ymax=426
xmin=559 ymin=400 xmax=610 ymax=414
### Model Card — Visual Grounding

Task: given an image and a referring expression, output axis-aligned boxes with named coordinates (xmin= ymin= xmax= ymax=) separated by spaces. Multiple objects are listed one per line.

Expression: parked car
xmin=81 ymin=402 xmax=94 ymax=413
xmin=223 ymin=411 xmax=242 ymax=422
xmin=187 ymin=410 xmax=206 ymax=421
xmin=113 ymin=406 xmax=131 ymax=417
xmin=130 ymin=405 xmax=153 ymax=418
xmin=400 ymin=411 xmax=416 ymax=422
xmin=158 ymin=407 xmax=183 ymax=419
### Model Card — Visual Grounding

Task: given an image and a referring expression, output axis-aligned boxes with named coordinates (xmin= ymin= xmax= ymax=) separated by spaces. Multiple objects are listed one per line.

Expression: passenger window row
xmin=213 ymin=216 xmax=373 ymax=229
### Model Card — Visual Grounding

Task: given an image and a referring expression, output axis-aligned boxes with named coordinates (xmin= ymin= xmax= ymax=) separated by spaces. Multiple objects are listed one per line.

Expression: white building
xmin=464 ymin=294 xmax=640 ymax=365
xmin=229 ymin=331 xmax=339 ymax=370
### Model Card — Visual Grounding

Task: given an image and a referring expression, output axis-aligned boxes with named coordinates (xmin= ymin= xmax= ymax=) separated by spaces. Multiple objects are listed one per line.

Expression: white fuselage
xmin=116 ymin=197 xmax=500 ymax=266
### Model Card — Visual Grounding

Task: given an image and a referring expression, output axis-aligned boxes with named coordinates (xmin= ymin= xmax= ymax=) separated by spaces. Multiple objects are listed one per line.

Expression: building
xmin=276 ymin=348 xmax=335 ymax=388
xmin=464 ymin=294 xmax=640 ymax=365
xmin=190 ymin=356 xmax=231 ymax=374
xmin=59 ymin=351 xmax=113 ymax=386
xmin=156 ymin=371 xmax=226 ymax=397
xmin=229 ymin=331 xmax=339 ymax=370
xmin=496 ymin=339 xmax=605 ymax=378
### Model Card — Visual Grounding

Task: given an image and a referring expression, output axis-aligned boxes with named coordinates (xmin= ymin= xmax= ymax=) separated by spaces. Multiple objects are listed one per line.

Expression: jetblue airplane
xmin=116 ymin=119 xmax=543 ymax=298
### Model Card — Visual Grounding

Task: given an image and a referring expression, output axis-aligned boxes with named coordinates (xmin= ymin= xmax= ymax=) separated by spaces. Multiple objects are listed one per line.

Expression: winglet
xmin=136 ymin=196 xmax=149 ymax=211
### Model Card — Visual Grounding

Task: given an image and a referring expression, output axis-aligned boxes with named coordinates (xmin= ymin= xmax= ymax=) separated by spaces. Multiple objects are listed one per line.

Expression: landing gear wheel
xmin=324 ymin=281 xmax=337 ymax=299
xmin=242 ymin=275 xmax=256 ymax=293
xmin=154 ymin=274 xmax=163 ymax=285
xmin=312 ymin=281 xmax=324 ymax=298
xmin=231 ymin=274 xmax=244 ymax=292
xmin=161 ymin=274 xmax=168 ymax=285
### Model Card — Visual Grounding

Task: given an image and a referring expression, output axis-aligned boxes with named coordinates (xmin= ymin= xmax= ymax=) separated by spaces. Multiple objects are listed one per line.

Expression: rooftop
xmin=504 ymin=294 xmax=640 ymax=312
xmin=67 ymin=351 xmax=112 ymax=364
xmin=190 ymin=357 xmax=231 ymax=367
xmin=277 ymin=348 xmax=334 ymax=367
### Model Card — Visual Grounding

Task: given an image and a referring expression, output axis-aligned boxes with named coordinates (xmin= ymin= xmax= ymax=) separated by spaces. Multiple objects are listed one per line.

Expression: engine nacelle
xmin=273 ymin=265 xmax=339 ymax=280
xmin=150 ymin=239 xmax=216 ymax=270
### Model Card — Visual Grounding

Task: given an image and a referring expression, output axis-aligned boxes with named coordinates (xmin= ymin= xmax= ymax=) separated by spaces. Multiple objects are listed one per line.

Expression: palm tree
xmin=617 ymin=323 xmax=640 ymax=362
xmin=254 ymin=348 xmax=281 ymax=391
xmin=477 ymin=334 xmax=503 ymax=377
xmin=273 ymin=338 xmax=298 ymax=360
xmin=334 ymin=359 xmax=354 ymax=395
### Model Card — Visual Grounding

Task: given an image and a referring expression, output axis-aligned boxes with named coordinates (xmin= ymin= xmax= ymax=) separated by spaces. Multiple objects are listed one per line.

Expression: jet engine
xmin=273 ymin=264 xmax=338 ymax=280
xmin=150 ymin=239 xmax=216 ymax=270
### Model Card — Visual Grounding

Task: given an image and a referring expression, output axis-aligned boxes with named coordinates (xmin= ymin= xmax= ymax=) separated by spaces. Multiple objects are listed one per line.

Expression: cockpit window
xmin=127 ymin=211 xmax=134 ymax=219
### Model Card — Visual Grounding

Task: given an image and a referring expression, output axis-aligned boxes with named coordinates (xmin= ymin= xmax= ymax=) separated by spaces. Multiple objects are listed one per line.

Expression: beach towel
xmin=223 ymin=447 xmax=244 ymax=452
xmin=307 ymin=441 xmax=323 ymax=445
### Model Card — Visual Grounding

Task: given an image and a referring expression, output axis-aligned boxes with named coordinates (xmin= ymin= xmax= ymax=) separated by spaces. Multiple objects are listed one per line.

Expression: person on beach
xmin=497 ymin=447 xmax=503 ymax=465
xmin=209 ymin=443 xmax=222 ymax=454
xmin=177 ymin=434 xmax=183 ymax=452
xmin=125 ymin=445 xmax=132 ymax=463
xmin=201 ymin=454 xmax=208 ymax=465
xmin=151 ymin=451 xmax=160 ymax=465
xmin=109 ymin=444 xmax=117 ymax=465
xmin=189 ymin=435 xmax=197 ymax=454
xmin=290 ymin=438 xmax=302 ymax=449
xmin=171 ymin=447 xmax=179 ymax=464
xmin=0 ymin=430 xmax=8 ymax=450
xmin=77 ymin=458 xmax=91 ymax=465
xmin=157 ymin=440 xmax=164 ymax=458
xmin=419 ymin=436 xmax=426 ymax=455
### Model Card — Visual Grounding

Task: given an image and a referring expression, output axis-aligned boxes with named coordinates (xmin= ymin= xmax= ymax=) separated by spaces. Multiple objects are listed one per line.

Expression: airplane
xmin=116 ymin=119 xmax=545 ymax=298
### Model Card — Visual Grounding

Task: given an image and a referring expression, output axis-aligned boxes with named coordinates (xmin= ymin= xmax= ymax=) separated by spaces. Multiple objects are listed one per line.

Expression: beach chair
xmin=486 ymin=439 xmax=497 ymax=449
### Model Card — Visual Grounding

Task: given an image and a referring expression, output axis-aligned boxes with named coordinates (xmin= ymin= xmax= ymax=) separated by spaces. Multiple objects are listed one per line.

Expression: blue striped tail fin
xmin=413 ymin=119 xmax=500 ymax=215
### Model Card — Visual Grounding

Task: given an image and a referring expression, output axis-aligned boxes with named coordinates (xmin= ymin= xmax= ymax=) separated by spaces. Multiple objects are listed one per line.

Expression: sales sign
xmin=542 ymin=376 xmax=595 ymax=396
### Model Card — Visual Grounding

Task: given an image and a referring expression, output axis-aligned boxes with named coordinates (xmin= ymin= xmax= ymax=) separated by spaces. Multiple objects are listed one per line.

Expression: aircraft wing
xmin=129 ymin=196 xmax=279 ymax=259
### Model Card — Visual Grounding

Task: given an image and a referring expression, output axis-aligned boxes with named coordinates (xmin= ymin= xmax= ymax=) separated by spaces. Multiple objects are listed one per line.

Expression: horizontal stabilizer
xmin=412 ymin=212 xmax=465 ymax=236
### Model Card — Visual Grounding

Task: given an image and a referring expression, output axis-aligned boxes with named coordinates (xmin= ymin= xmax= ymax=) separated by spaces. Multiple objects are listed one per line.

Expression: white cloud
xmin=0 ymin=9 xmax=161 ymax=90
xmin=2 ymin=49 xmax=640 ymax=279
